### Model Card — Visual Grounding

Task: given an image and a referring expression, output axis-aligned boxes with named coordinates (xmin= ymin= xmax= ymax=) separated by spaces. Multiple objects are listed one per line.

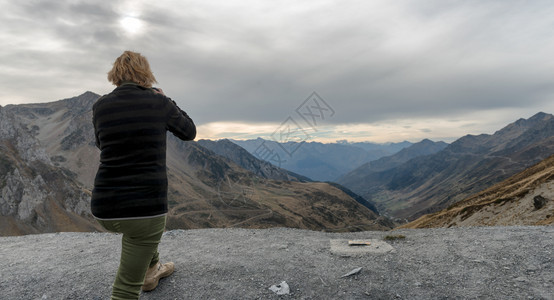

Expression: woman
xmin=91 ymin=50 xmax=196 ymax=299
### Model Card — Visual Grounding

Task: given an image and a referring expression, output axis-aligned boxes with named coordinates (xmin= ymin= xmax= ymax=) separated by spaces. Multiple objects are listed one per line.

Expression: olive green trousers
xmin=97 ymin=215 xmax=167 ymax=300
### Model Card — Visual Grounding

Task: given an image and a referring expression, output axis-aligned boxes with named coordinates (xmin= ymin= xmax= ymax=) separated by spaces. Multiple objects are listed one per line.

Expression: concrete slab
xmin=329 ymin=239 xmax=394 ymax=256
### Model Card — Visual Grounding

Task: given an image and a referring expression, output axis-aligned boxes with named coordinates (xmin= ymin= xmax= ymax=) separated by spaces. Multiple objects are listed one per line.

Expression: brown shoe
xmin=142 ymin=261 xmax=175 ymax=292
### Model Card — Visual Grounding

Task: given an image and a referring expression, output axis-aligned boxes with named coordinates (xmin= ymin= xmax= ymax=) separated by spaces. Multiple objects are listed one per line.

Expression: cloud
xmin=1 ymin=0 xmax=553 ymax=142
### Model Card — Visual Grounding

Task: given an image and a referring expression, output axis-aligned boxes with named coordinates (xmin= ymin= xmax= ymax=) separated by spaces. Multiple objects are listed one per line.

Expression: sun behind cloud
xmin=119 ymin=15 xmax=144 ymax=36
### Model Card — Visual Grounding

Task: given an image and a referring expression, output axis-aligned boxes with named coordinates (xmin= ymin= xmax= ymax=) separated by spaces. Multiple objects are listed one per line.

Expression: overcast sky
xmin=1 ymin=0 xmax=554 ymax=143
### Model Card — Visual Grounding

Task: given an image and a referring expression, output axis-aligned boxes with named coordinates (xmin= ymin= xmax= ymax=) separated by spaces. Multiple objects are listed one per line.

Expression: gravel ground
xmin=0 ymin=226 xmax=552 ymax=300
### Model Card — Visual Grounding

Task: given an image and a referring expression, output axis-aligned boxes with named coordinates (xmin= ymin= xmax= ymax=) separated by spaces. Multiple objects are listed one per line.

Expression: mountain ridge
xmin=197 ymin=139 xmax=311 ymax=182
xmin=337 ymin=139 xmax=448 ymax=183
xmin=339 ymin=112 xmax=554 ymax=220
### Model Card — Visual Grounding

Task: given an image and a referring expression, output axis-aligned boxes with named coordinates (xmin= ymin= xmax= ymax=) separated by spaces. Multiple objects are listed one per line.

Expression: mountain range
xmin=2 ymin=91 xmax=552 ymax=235
xmin=0 ymin=92 xmax=389 ymax=236
xmin=231 ymin=138 xmax=413 ymax=181
xmin=338 ymin=112 xmax=554 ymax=221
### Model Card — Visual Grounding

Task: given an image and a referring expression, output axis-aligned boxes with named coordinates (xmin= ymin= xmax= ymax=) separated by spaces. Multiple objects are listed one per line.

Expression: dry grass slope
xmin=400 ymin=154 xmax=554 ymax=228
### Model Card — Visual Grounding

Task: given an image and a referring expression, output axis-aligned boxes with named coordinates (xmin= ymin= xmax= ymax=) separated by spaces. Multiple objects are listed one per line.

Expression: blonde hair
xmin=107 ymin=51 xmax=158 ymax=87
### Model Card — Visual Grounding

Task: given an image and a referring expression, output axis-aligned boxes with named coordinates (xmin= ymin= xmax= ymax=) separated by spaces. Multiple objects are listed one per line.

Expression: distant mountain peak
xmin=528 ymin=111 xmax=552 ymax=121
xmin=510 ymin=111 xmax=552 ymax=126
xmin=490 ymin=111 xmax=553 ymax=138
xmin=82 ymin=91 xmax=100 ymax=97
xmin=418 ymin=138 xmax=444 ymax=146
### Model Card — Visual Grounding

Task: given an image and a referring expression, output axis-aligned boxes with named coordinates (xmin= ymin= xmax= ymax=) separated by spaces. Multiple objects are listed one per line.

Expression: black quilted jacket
xmin=91 ymin=82 xmax=196 ymax=219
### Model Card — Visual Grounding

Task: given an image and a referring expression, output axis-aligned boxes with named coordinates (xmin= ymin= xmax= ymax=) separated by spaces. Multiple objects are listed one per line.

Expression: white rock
xmin=269 ymin=281 xmax=290 ymax=295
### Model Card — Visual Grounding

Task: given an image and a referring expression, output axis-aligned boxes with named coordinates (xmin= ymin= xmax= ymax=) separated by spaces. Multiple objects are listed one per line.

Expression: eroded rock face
xmin=0 ymin=162 xmax=91 ymax=222
xmin=1 ymin=169 xmax=46 ymax=219
xmin=0 ymin=169 xmax=24 ymax=216
xmin=60 ymin=180 xmax=90 ymax=216
xmin=0 ymin=97 xmax=95 ymax=233
xmin=0 ymin=107 xmax=14 ymax=137
xmin=0 ymin=108 xmax=51 ymax=164
xmin=15 ymin=172 xmax=47 ymax=220
xmin=1 ymin=106 xmax=51 ymax=221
